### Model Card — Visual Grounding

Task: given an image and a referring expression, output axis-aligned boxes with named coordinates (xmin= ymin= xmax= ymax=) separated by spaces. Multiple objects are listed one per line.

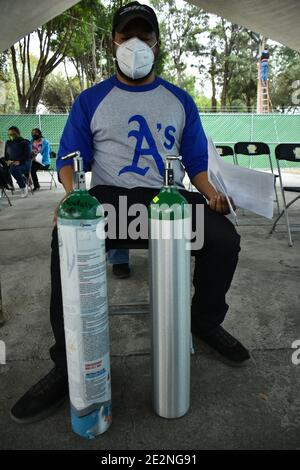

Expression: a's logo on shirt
xmin=118 ymin=115 xmax=176 ymax=177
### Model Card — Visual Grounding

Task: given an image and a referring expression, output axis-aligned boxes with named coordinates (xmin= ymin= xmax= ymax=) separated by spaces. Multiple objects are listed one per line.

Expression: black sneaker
xmin=10 ymin=367 xmax=68 ymax=424
xmin=193 ymin=325 xmax=251 ymax=367
xmin=112 ymin=263 xmax=131 ymax=279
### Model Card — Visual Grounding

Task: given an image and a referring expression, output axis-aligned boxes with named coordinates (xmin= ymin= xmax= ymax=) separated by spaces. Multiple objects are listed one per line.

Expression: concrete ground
xmin=0 ymin=172 xmax=300 ymax=450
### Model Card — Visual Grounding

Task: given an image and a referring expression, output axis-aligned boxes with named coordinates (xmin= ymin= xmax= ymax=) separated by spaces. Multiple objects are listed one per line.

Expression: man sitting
xmin=11 ymin=2 xmax=250 ymax=425
xmin=5 ymin=126 xmax=31 ymax=198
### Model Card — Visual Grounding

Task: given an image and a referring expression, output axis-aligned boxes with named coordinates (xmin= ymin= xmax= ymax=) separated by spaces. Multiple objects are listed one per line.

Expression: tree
xmin=10 ymin=18 xmax=73 ymax=113
xmin=0 ymin=53 xmax=8 ymax=81
xmin=225 ymin=30 xmax=260 ymax=111
xmin=269 ymin=46 xmax=300 ymax=112
xmin=207 ymin=47 xmax=218 ymax=111
xmin=207 ymin=19 xmax=245 ymax=110
xmin=63 ymin=0 xmax=110 ymax=90
xmin=199 ymin=18 xmax=270 ymax=112
xmin=199 ymin=26 xmax=223 ymax=111
xmin=41 ymin=73 xmax=81 ymax=113
xmin=64 ymin=0 xmax=133 ymax=89
xmin=8 ymin=0 xmax=166 ymax=112
xmin=9 ymin=0 xmax=109 ymax=113
xmin=0 ymin=53 xmax=18 ymax=113
xmin=180 ymin=75 xmax=210 ymax=110
xmin=150 ymin=0 xmax=207 ymax=87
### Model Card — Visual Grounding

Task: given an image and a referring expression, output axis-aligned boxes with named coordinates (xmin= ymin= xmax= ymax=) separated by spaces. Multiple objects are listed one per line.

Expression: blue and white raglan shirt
xmin=57 ymin=75 xmax=208 ymax=189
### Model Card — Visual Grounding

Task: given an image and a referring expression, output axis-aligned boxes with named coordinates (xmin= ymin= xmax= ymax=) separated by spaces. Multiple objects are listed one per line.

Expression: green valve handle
xmin=58 ymin=151 xmax=102 ymax=220
xmin=150 ymin=155 xmax=189 ymax=220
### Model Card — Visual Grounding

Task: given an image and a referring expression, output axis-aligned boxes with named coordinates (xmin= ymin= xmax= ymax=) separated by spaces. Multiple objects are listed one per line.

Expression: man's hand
xmin=53 ymin=193 xmax=70 ymax=226
xmin=53 ymin=165 xmax=75 ymax=226
xmin=209 ymin=192 xmax=233 ymax=215
xmin=191 ymin=171 xmax=235 ymax=215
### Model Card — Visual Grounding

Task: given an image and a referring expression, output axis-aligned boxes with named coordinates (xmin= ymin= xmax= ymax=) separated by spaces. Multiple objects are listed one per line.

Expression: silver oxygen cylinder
xmin=149 ymin=156 xmax=191 ymax=419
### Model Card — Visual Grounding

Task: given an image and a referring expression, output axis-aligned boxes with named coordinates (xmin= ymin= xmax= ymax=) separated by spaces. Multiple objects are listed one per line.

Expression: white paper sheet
xmin=35 ymin=152 xmax=44 ymax=165
xmin=207 ymin=137 xmax=274 ymax=219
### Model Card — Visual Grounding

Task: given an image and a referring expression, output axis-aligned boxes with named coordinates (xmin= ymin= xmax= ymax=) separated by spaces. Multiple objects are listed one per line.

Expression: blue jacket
xmin=30 ymin=138 xmax=51 ymax=166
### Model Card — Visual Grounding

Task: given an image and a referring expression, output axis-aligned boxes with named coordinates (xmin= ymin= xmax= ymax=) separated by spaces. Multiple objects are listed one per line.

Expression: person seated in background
xmin=0 ymin=162 xmax=14 ymax=192
xmin=30 ymin=128 xmax=51 ymax=191
xmin=5 ymin=126 xmax=31 ymax=198
xmin=0 ymin=138 xmax=14 ymax=190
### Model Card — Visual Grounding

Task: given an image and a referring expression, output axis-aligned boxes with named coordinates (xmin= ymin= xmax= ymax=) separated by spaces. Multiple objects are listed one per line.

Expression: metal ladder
xmin=261 ymin=81 xmax=270 ymax=113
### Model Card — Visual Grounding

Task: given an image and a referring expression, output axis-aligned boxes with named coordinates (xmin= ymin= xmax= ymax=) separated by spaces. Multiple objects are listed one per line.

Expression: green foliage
xmin=42 ymin=73 xmax=81 ymax=113
xmin=5 ymin=0 xmax=300 ymax=114
xmin=61 ymin=0 xmax=133 ymax=85
xmin=0 ymin=53 xmax=8 ymax=81
xmin=151 ymin=0 xmax=207 ymax=86
xmin=0 ymin=53 xmax=18 ymax=113
xmin=269 ymin=46 xmax=300 ymax=111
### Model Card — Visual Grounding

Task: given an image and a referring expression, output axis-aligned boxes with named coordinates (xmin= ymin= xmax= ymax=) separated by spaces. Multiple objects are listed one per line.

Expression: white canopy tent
xmin=0 ymin=0 xmax=81 ymax=52
xmin=0 ymin=0 xmax=299 ymax=53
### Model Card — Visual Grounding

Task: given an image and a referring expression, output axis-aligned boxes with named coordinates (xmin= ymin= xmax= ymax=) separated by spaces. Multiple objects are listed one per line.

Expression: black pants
xmin=49 ymin=185 xmax=241 ymax=369
xmin=0 ymin=158 xmax=14 ymax=189
xmin=31 ymin=161 xmax=49 ymax=189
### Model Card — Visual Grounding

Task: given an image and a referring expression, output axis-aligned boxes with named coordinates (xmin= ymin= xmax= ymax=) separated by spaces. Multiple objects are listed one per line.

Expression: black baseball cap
xmin=112 ymin=1 xmax=159 ymax=38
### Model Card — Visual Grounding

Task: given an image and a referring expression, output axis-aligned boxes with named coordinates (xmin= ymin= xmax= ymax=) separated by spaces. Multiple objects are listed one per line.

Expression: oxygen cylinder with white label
xmin=149 ymin=156 xmax=191 ymax=419
xmin=57 ymin=151 xmax=112 ymax=439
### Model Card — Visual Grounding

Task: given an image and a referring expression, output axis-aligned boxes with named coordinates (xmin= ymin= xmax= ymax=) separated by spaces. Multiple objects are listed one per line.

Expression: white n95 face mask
xmin=114 ymin=37 xmax=157 ymax=80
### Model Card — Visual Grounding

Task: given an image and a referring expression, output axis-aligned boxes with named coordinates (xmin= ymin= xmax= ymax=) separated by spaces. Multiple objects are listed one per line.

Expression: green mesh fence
xmin=0 ymin=114 xmax=67 ymax=156
xmin=0 ymin=112 xmax=299 ymax=170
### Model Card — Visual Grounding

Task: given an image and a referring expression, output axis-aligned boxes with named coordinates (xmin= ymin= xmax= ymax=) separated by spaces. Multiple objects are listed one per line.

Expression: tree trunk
xmin=10 ymin=18 xmax=74 ymax=113
xmin=173 ymin=57 xmax=183 ymax=87
xmin=64 ymin=59 xmax=74 ymax=103
xmin=221 ymin=60 xmax=229 ymax=110
xmin=246 ymin=94 xmax=251 ymax=113
xmin=91 ymin=25 xmax=97 ymax=85
xmin=25 ymin=77 xmax=45 ymax=113
xmin=210 ymin=55 xmax=217 ymax=112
